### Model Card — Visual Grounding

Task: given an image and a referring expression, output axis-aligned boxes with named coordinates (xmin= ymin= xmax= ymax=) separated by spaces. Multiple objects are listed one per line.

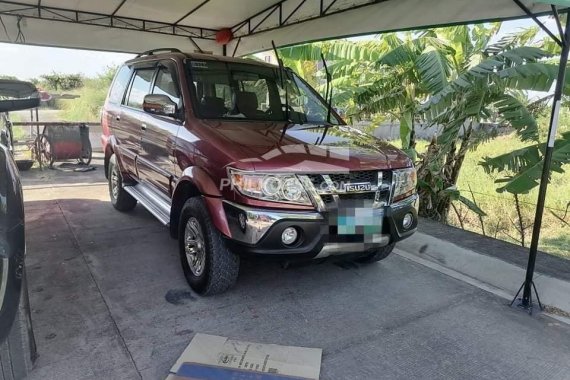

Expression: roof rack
xmin=136 ymin=48 xmax=182 ymax=58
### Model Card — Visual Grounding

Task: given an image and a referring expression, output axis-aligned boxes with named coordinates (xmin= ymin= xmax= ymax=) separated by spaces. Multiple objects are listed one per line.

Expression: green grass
xmin=8 ymin=113 xmax=27 ymax=141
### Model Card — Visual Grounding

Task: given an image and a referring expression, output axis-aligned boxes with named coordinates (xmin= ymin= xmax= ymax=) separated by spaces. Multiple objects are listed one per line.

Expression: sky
xmin=0 ymin=17 xmax=554 ymax=81
xmin=0 ymin=44 xmax=134 ymax=80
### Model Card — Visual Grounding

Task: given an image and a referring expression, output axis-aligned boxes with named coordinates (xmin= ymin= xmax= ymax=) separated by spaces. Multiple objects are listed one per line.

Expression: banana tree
xmin=417 ymin=25 xmax=563 ymax=221
xmin=280 ymin=40 xmax=389 ymax=121
xmin=479 ymin=29 xmax=570 ymax=196
xmin=279 ymin=34 xmax=454 ymax=157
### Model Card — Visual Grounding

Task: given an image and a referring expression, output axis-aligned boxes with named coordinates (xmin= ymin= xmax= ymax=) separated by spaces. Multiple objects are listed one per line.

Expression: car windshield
xmin=186 ymin=59 xmax=340 ymax=124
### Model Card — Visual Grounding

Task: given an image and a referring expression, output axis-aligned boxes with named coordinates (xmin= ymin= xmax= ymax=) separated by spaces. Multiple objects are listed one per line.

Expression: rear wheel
xmin=355 ymin=243 xmax=395 ymax=264
xmin=0 ymin=273 xmax=36 ymax=380
xmin=108 ymin=154 xmax=137 ymax=212
xmin=178 ymin=197 xmax=239 ymax=295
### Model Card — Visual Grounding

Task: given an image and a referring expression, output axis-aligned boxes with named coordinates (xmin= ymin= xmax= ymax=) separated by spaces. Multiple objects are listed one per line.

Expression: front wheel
xmin=178 ymin=197 xmax=239 ymax=295
xmin=355 ymin=243 xmax=395 ymax=264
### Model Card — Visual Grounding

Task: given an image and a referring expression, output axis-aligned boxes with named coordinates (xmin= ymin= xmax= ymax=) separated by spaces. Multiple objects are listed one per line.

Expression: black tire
xmin=178 ymin=197 xmax=239 ymax=295
xmin=15 ymin=160 xmax=34 ymax=171
xmin=355 ymin=243 xmax=395 ymax=264
xmin=0 ymin=274 xmax=36 ymax=380
xmin=108 ymin=154 xmax=137 ymax=212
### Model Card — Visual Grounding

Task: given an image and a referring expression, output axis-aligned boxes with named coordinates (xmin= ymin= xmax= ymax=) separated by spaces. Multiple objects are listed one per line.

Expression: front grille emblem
xmin=343 ymin=182 xmax=372 ymax=192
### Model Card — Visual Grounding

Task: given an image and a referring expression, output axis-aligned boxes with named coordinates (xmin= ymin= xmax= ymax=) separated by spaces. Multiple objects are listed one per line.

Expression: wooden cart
xmin=12 ymin=121 xmax=99 ymax=169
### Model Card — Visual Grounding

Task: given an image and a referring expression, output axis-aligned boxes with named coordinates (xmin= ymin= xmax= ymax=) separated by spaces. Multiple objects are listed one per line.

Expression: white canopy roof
xmin=0 ymin=0 xmax=560 ymax=56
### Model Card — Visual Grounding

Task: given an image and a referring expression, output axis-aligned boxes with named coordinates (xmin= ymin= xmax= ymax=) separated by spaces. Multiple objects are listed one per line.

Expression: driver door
xmin=136 ymin=61 xmax=183 ymax=197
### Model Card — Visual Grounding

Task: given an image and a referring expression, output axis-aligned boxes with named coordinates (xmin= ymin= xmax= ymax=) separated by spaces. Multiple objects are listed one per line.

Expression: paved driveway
xmin=21 ymin=160 xmax=570 ymax=380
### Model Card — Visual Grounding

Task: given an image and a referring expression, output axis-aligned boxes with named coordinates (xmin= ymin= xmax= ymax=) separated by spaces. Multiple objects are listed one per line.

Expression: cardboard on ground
xmin=167 ymin=333 xmax=322 ymax=380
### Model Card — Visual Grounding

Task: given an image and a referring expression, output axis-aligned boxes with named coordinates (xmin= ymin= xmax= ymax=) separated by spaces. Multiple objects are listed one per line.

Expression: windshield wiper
xmin=313 ymin=53 xmax=335 ymax=144
xmin=272 ymin=41 xmax=294 ymax=141
xmin=320 ymin=53 xmax=333 ymax=125
xmin=271 ymin=41 xmax=289 ymax=121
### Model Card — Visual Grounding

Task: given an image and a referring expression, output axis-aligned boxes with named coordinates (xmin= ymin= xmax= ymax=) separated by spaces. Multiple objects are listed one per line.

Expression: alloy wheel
xmin=184 ymin=217 xmax=206 ymax=276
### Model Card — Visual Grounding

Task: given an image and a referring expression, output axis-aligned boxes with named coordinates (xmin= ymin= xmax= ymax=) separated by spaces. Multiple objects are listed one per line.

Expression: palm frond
xmin=427 ymin=47 xmax=552 ymax=106
xmin=479 ymin=132 xmax=570 ymax=194
xmin=416 ymin=48 xmax=451 ymax=93
xmin=492 ymin=93 xmax=539 ymax=142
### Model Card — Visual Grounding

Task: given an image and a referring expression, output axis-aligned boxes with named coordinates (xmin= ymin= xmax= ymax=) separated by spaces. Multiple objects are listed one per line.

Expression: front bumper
xmin=223 ymin=194 xmax=418 ymax=259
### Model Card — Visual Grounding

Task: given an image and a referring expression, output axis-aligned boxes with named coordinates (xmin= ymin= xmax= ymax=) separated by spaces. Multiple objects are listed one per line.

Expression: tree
xmin=417 ymin=25 xmax=565 ymax=221
xmin=280 ymin=40 xmax=386 ymax=122
xmin=39 ymin=73 xmax=83 ymax=91
xmin=480 ymin=31 xmax=570 ymax=197
xmin=280 ymin=35 xmax=455 ymax=157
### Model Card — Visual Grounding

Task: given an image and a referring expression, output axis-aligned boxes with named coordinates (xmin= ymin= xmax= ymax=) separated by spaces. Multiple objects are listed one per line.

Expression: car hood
xmin=194 ymin=120 xmax=412 ymax=172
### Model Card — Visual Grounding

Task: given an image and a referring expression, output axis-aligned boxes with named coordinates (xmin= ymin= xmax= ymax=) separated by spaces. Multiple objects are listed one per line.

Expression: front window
xmin=187 ymin=60 xmax=340 ymax=124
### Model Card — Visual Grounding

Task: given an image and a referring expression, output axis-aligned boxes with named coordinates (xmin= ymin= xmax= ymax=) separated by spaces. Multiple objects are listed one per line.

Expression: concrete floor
xmin=21 ymin=156 xmax=570 ymax=380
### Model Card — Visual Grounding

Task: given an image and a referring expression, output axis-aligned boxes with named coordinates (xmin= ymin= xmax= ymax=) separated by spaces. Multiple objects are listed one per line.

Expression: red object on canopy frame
xmin=215 ymin=28 xmax=233 ymax=45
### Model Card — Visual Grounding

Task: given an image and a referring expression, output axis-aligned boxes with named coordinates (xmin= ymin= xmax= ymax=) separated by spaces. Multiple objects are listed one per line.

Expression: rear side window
xmin=108 ymin=65 xmax=131 ymax=104
xmin=152 ymin=66 xmax=181 ymax=108
xmin=125 ymin=68 xmax=155 ymax=109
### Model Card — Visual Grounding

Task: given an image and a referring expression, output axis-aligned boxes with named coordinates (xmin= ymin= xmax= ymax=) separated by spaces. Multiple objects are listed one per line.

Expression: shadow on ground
xmin=20 ymin=152 xmax=106 ymax=188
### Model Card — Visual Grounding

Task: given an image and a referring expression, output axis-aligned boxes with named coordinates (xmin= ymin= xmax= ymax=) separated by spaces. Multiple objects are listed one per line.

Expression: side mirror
xmin=143 ymin=94 xmax=177 ymax=117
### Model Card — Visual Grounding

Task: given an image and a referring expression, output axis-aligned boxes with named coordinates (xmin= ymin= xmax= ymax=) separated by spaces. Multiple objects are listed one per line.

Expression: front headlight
xmin=393 ymin=167 xmax=417 ymax=202
xmin=228 ymin=169 xmax=312 ymax=206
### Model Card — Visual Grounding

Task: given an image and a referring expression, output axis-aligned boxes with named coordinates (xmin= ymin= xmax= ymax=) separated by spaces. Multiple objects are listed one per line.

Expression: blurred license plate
xmin=336 ymin=207 xmax=383 ymax=235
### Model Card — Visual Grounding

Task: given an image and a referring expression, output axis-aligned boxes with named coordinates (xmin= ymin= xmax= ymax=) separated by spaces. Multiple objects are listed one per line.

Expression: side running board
xmin=123 ymin=183 xmax=171 ymax=226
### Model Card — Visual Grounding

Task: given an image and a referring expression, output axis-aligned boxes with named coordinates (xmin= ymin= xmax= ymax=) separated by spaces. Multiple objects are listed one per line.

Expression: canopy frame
xmin=230 ymin=0 xmax=384 ymax=39
xmin=510 ymin=1 xmax=570 ymax=315
xmin=0 ymin=0 xmax=218 ymax=40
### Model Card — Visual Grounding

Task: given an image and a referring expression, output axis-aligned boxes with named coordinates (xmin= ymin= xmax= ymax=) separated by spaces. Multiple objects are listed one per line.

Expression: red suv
xmin=101 ymin=48 xmax=418 ymax=295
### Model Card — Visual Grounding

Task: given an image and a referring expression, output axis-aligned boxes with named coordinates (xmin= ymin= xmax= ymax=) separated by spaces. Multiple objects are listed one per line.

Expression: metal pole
xmin=521 ymin=12 xmax=570 ymax=308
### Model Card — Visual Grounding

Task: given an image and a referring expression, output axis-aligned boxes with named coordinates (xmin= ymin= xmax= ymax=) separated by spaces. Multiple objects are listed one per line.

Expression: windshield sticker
xmin=191 ymin=61 xmax=208 ymax=69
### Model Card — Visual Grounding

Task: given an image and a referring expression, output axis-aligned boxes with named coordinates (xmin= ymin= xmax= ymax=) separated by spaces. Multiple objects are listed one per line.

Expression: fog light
xmin=402 ymin=213 xmax=414 ymax=229
xmin=281 ymin=227 xmax=298 ymax=245
xmin=238 ymin=213 xmax=247 ymax=231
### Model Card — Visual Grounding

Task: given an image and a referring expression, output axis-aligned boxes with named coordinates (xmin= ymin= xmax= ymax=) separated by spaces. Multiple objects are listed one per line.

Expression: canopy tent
xmin=0 ymin=0 xmax=561 ymax=56
xmin=0 ymin=0 xmax=569 ymax=313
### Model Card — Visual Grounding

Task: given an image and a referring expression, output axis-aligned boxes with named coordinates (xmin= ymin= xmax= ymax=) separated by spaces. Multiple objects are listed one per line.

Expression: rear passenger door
xmin=137 ymin=61 xmax=183 ymax=197
xmin=120 ymin=67 xmax=156 ymax=179
xmin=104 ymin=65 xmax=137 ymax=175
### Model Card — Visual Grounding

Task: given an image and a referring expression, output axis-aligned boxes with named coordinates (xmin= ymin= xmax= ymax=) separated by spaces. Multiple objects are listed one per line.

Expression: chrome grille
xmin=328 ymin=171 xmax=378 ymax=184
xmin=299 ymin=170 xmax=392 ymax=210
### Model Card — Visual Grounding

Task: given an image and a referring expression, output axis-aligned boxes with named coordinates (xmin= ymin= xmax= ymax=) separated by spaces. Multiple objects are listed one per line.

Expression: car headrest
xmin=200 ymin=96 xmax=226 ymax=117
xmin=234 ymin=91 xmax=259 ymax=115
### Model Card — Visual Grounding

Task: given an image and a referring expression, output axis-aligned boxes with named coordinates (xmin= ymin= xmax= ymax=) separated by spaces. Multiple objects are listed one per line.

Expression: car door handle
xmin=141 ymin=124 xmax=147 ymax=131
